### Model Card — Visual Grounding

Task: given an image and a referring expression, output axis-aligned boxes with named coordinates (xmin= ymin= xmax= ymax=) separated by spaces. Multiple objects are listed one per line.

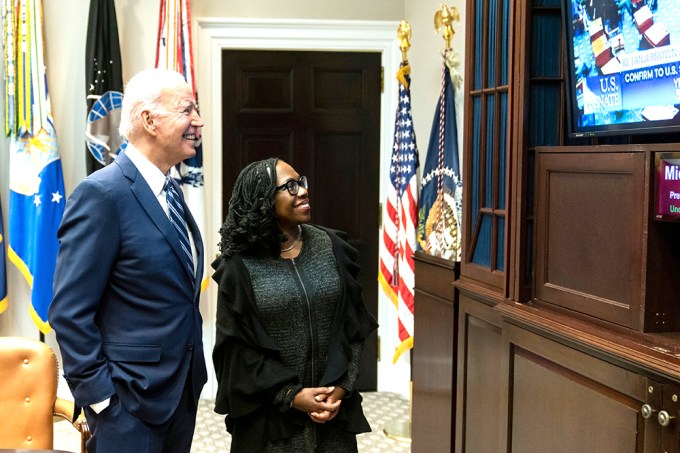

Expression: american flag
xmin=378 ymin=62 xmax=419 ymax=364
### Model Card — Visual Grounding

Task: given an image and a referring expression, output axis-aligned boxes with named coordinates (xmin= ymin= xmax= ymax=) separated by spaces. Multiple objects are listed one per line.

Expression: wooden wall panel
xmin=455 ymin=294 xmax=505 ymax=453
xmin=412 ymin=253 xmax=458 ymax=453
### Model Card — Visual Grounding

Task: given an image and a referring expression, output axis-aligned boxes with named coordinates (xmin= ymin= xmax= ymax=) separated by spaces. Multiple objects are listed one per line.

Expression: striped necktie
xmin=165 ymin=177 xmax=194 ymax=277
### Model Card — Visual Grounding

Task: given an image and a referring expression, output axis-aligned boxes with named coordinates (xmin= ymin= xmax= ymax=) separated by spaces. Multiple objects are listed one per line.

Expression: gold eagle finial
xmin=434 ymin=4 xmax=460 ymax=49
xmin=397 ymin=20 xmax=412 ymax=62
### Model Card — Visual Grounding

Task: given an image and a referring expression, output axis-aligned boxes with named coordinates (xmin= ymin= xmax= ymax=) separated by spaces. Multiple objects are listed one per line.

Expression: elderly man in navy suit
xmin=49 ymin=68 xmax=207 ymax=453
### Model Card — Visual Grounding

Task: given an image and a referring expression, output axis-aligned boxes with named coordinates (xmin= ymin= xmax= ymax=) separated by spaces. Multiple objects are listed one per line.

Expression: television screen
xmin=655 ymin=152 xmax=680 ymax=221
xmin=562 ymin=0 xmax=680 ymax=137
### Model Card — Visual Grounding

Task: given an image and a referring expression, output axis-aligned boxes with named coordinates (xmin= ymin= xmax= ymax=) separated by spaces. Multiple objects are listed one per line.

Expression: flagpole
xmin=434 ymin=4 xmax=460 ymax=51
xmin=383 ymin=6 xmax=462 ymax=445
xmin=382 ymin=19 xmax=415 ymax=443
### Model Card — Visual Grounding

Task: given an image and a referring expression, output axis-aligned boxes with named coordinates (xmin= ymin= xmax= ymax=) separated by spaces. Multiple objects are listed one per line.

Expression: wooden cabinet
xmin=503 ymin=316 xmax=680 ymax=453
xmin=412 ymin=252 xmax=458 ymax=453
xmin=423 ymin=0 xmax=680 ymax=450
xmin=534 ymin=145 xmax=680 ymax=333
xmin=450 ymin=291 xmax=680 ymax=453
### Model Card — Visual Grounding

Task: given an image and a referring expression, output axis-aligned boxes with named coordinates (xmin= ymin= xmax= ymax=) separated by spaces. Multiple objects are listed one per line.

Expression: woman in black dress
xmin=212 ymin=158 xmax=378 ymax=452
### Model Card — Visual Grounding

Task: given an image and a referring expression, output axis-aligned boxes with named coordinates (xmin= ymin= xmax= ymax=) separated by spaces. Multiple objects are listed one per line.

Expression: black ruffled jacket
xmin=211 ymin=226 xmax=378 ymax=452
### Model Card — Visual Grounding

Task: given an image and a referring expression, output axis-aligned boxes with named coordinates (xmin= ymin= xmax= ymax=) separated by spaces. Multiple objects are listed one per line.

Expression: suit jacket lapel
xmin=184 ymin=198 xmax=204 ymax=300
xmin=116 ymin=152 xmax=195 ymax=283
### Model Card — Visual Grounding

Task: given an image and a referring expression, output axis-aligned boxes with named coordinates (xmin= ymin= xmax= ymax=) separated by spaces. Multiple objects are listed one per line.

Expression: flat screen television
xmin=561 ymin=0 xmax=680 ymax=137
xmin=654 ymin=152 xmax=680 ymax=221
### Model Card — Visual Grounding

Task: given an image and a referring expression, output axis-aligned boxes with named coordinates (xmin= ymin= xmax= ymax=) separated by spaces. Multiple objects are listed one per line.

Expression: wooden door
xmin=221 ymin=50 xmax=381 ymax=390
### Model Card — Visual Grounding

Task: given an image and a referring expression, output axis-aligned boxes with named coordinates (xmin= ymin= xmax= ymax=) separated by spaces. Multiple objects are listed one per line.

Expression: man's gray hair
xmin=119 ymin=68 xmax=189 ymax=140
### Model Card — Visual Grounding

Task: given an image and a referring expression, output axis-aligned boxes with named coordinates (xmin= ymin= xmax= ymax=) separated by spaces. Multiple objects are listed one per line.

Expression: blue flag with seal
xmin=4 ymin=0 xmax=66 ymax=333
xmin=417 ymin=52 xmax=463 ymax=261
xmin=85 ymin=0 xmax=125 ymax=174
xmin=0 ymin=200 xmax=7 ymax=314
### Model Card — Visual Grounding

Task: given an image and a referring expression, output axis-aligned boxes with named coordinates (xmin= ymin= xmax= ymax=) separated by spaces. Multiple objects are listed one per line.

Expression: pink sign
xmin=656 ymin=154 xmax=680 ymax=220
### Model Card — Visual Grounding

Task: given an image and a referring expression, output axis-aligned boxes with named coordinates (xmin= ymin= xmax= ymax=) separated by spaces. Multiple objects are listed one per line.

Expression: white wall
xmin=405 ymin=1 xmax=466 ymax=170
xmin=191 ymin=0 xmax=403 ymax=21
xmin=0 ymin=0 xmax=466 ymax=401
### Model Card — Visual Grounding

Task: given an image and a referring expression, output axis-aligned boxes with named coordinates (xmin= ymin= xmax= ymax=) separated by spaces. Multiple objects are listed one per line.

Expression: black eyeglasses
xmin=276 ymin=176 xmax=308 ymax=196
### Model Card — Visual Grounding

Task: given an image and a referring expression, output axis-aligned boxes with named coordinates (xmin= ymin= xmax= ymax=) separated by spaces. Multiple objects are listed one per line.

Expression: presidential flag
xmin=85 ymin=0 xmax=124 ymax=174
xmin=155 ymin=0 xmax=208 ymax=291
xmin=417 ymin=53 xmax=463 ymax=261
xmin=378 ymin=62 xmax=419 ymax=363
xmin=0 ymin=201 xmax=7 ymax=314
xmin=4 ymin=0 xmax=66 ymax=333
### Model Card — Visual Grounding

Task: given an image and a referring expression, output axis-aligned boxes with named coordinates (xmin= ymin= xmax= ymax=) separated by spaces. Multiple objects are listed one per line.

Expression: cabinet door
xmin=505 ymin=324 xmax=653 ymax=453
xmin=534 ymin=150 xmax=646 ymax=330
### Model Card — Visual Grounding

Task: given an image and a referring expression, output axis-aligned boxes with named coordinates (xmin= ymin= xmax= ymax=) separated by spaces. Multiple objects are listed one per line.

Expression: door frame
xmin=195 ymin=18 xmax=411 ymax=399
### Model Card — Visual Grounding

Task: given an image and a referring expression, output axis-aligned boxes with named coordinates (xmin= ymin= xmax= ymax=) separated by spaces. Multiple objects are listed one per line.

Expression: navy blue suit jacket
xmin=49 ymin=151 xmax=207 ymax=424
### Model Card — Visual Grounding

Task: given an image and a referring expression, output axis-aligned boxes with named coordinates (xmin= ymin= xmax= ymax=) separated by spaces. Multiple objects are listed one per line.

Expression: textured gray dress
xmin=242 ymin=225 xmax=362 ymax=453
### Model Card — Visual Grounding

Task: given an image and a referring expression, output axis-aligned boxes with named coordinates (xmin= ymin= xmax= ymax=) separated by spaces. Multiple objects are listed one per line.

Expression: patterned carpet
xmin=54 ymin=392 xmax=412 ymax=452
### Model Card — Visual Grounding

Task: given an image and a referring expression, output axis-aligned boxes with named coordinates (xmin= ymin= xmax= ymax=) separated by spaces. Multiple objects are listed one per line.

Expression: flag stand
xmin=383 ymin=380 xmax=412 ymax=443
xmin=383 ymin=420 xmax=411 ymax=443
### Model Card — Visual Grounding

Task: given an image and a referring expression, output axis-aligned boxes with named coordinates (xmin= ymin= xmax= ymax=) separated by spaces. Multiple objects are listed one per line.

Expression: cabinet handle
xmin=641 ymin=404 xmax=657 ymax=419
xmin=658 ymin=410 xmax=674 ymax=427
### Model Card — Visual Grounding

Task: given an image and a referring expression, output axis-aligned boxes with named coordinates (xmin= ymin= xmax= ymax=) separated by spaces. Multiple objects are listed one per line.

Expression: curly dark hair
xmin=218 ymin=158 xmax=287 ymax=257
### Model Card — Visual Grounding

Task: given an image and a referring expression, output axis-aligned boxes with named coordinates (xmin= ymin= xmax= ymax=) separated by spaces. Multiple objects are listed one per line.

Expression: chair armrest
xmin=54 ymin=397 xmax=76 ymax=422
xmin=54 ymin=398 xmax=91 ymax=453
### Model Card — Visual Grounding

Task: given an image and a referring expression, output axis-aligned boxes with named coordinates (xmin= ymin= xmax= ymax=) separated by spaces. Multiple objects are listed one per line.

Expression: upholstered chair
xmin=0 ymin=336 xmax=89 ymax=452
